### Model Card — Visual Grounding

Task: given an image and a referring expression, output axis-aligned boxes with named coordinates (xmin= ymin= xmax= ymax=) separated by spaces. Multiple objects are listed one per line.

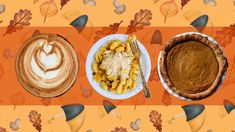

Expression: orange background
xmin=0 ymin=0 xmax=235 ymax=132
xmin=0 ymin=27 xmax=234 ymax=105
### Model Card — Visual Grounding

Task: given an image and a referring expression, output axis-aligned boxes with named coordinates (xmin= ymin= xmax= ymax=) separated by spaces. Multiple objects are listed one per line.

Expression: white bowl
xmin=157 ymin=32 xmax=227 ymax=100
xmin=86 ymin=34 xmax=151 ymax=99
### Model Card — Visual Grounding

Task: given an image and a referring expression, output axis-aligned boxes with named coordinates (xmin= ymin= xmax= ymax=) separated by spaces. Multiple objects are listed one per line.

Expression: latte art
xmin=16 ymin=34 xmax=79 ymax=97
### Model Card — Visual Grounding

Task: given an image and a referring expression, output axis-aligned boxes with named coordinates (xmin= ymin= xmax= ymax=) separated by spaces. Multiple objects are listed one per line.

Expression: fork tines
xmin=130 ymin=40 xmax=141 ymax=57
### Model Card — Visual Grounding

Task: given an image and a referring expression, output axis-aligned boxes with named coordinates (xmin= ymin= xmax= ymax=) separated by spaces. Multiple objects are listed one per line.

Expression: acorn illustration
xmin=191 ymin=15 xmax=208 ymax=32
xmin=169 ymin=104 xmax=206 ymax=132
xmin=62 ymin=11 xmax=93 ymax=41
xmin=98 ymin=100 xmax=121 ymax=120
xmin=48 ymin=104 xmax=85 ymax=132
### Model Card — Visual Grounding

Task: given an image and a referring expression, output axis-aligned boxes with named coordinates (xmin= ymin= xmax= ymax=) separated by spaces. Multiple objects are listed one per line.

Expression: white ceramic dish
xmin=157 ymin=32 xmax=227 ymax=100
xmin=86 ymin=34 xmax=151 ymax=99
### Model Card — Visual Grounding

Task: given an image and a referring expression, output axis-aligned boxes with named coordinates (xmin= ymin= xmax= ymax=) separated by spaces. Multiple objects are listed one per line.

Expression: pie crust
xmin=160 ymin=33 xmax=228 ymax=100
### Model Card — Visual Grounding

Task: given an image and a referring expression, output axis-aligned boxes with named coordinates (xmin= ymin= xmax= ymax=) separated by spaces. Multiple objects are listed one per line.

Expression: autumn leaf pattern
xmin=40 ymin=0 xmax=58 ymax=23
xmin=126 ymin=9 xmax=152 ymax=34
xmin=3 ymin=9 xmax=32 ymax=36
xmin=111 ymin=127 xmax=128 ymax=132
xmin=181 ymin=0 xmax=190 ymax=9
xmin=214 ymin=24 xmax=235 ymax=47
xmin=29 ymin=110 xmax=42 ymax=132
xmin=60 ymin=0 xmax=70 ymax=9
xmin=149 ymin=110 xmax=162 ymax=132
xmin=94 ymin=20 xmax=123 ymax=41
xmin=160 ymin=0 xmax=178 ymax=23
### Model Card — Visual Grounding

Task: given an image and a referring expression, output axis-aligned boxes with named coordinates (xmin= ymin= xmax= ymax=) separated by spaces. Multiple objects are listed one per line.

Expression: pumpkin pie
xmin=160 ymin=33 xmax=228 ymax=100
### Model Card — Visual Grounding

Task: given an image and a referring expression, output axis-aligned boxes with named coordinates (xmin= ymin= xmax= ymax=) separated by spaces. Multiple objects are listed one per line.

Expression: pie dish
xmin=16 ymin=33 xmax=79 ymax=98
xmin=159 ymin=32 xmax=228 ymax=100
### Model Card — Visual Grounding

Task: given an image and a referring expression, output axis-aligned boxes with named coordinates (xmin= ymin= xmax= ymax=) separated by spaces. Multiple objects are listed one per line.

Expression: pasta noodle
xmin=92 ymin=35 xmax=139 ymax=94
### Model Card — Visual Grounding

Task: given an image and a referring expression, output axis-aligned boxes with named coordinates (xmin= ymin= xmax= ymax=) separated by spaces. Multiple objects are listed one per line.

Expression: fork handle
xmin=138 ymin=61 xmax=150 ymax=98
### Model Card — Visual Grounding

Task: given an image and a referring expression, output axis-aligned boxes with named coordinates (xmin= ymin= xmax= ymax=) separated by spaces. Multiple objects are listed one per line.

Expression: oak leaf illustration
xmin=149 ymin=110 xmax=162 ymax=132
xmin=181 ymin=0 xmax=190 ymax=9
xmin=94 ymin=20 xmax=123 ymax=41
xmin=111 ymin=127 xmax=128 ymax=132
xmin=28 ymin=110 xmax=42 ymax=132
xmin=126 ymin=9 xmax=152 ymax=34
xmin=161 ymin=90 xmax=171 ymax=106
xmin=3 ymin=9 xmax=32 ymax=37
xmin=214 ymin=24 xmax=235 ymax=47
xmin=60 ymin=0 xmax=70 ymax=9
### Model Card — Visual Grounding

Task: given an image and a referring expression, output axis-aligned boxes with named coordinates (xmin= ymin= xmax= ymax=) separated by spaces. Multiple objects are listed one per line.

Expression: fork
xmin=130 ymin=40 xmax=151 ymax=98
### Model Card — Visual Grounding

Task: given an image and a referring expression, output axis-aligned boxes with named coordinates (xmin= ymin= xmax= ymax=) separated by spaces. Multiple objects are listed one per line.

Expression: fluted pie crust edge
xmin=160 ymin=33 xmax=228 ymax=100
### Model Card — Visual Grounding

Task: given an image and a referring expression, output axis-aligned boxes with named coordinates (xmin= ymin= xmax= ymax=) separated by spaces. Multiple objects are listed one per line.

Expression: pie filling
xmin=166 ymin=41 xmax=219 ymax=94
